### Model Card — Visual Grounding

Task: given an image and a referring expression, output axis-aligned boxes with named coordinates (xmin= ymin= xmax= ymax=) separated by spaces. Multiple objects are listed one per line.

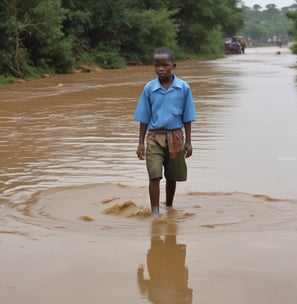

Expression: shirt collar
xmin=152 ymin=74 xmax=182 ymax=92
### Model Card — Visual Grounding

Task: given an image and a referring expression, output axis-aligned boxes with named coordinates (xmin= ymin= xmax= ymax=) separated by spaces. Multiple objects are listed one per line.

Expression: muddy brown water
xmin=1 ymin=47 xmax=296 ymax=204
xmin=1 ymin=47 xmax=297 ymax=304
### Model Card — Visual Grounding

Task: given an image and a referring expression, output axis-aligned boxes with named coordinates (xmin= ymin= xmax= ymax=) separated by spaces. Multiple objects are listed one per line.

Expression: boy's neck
xmin=159 ymin=75 xmax=174 ymax=90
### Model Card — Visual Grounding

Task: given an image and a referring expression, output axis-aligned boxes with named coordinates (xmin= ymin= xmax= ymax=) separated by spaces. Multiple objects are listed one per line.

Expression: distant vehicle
xmin=225 ymin=36 xmax=246 ymax=54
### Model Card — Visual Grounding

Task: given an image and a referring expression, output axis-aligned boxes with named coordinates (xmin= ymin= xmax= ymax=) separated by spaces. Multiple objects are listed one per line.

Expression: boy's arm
xmin=184 ymin=121 xmax=193 ymax=158
xmin=137 ymin=122 xmax=147 ymax=160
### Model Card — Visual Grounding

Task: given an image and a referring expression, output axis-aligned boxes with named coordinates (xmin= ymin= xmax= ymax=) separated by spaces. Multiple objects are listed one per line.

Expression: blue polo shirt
xmin=134 ymin=75 xmax=196 ymax=130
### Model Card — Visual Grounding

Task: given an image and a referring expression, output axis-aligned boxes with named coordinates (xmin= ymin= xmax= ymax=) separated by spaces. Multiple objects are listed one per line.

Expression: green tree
xmin=286 ymin=2 xmax=297 ymax=53
xmin=60 ymin=0 xmax=92 ymax=57
xmin=61 ymin=0 xmax=179 ymax=66
xmin=176 ymin=0 xmax=244 ymax=54
xmin=0 ymin=0 xmax=247 ymax=77
xmin=243 ymin=2 xmax=294 ymax=44
xmin=61 ymin=0 xmax=244 ymax=63
xmin=120 ymin=8 xmax=179 ymax=63
xmin=0 ymin=0 xmax=74 ymax=78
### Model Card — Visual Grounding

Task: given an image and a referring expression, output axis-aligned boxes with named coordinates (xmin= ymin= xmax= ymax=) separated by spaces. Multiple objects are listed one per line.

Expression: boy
xmin=134 ymin=47 xmax=196 ymax=217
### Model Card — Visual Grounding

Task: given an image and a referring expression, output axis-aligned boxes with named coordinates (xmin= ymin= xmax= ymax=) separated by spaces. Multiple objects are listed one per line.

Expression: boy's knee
xmin=150 ymin=177 xmax=161 ymax=184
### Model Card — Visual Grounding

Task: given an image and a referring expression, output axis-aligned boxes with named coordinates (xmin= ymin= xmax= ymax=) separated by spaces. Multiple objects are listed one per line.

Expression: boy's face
xmin=153 ymin=54 xmax=175 ymax=82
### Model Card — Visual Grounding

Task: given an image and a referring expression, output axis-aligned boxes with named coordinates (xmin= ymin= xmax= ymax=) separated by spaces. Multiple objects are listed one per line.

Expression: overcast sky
xmin=242 ymin=0 xmax=296 ymax=8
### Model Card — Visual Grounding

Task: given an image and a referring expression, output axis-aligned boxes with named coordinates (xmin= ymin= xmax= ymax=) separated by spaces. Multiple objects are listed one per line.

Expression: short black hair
xmin=153 ymin=47 xmax=175 ymax=61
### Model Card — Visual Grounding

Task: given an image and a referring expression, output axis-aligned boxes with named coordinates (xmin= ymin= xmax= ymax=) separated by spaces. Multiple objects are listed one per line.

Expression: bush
xmin=49 ymin=39 xmax=75 ymax=73
xmin=199 ymin=27 xmax=225 ymax=57
xmin=91 ymin=47 xmax=127 ymax=69
xmin=290 ymin=42 xmax=297 ymax=54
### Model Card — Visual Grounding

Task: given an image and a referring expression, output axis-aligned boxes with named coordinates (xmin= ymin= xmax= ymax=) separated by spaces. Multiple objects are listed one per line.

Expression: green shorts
xmin=146 ymin=133 xmax=187 ymax=181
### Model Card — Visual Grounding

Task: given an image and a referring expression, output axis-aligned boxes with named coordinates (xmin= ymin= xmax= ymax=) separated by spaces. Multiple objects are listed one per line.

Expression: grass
xmin=0 ymin=75 xmax=15 ymax=84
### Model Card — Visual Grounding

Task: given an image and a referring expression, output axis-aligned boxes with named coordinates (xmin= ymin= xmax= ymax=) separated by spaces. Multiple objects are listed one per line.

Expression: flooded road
xmin=1 ymin=47 xmax=297 ymax=304
xmin=0 ymin=47 xmax=296 ymax=204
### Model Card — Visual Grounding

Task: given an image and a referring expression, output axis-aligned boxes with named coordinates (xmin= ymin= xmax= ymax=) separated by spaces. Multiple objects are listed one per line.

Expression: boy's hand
xmin=184 ymin=142 xmax=193 ymax=158
xmin=137 ymin=144 xmax=145 ymax=160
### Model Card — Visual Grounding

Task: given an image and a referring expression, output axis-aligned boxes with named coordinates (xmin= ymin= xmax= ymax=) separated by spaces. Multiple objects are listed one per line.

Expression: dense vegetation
xmin=0 ymin=0 xmax=244 ymax=79
xmin=0 ymin=0 xmax=296 ymax=81
xmin=242 ymin=3 xmax=297 ymax=46
xmin=286 ymin=3 xmax=297 ymax=53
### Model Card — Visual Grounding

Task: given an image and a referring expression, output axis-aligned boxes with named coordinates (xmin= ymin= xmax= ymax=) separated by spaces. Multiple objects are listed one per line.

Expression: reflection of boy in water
xmin=137 ymin=223 xmax=193 ymax=304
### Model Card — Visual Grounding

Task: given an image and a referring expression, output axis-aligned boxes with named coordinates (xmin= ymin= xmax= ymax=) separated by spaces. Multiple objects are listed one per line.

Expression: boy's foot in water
xmin=151 ymin=206 xmax=160 ymax=217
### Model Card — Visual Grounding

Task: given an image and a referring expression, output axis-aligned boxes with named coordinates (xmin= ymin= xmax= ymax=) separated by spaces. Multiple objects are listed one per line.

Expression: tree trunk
xmin=14 ymin=29 xmax=23 ymax=78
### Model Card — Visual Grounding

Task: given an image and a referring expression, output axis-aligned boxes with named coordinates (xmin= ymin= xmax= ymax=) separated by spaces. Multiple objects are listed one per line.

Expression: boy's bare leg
xmin=165 ymin=180 xmax=176 ymax=207
xmin=149 ymin=178 xmax=161 ymax=216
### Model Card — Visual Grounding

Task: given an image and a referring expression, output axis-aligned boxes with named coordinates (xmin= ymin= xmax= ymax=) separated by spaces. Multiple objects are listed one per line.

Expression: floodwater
xmin=1 ymin=47 xmax=297 ymax=304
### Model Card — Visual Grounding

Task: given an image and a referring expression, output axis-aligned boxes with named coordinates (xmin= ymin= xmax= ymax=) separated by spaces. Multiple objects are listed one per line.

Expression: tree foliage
xmin=175 ymin=0 xmax=244 ymax=54
xmin=242 ymin=2 xmax=295 ymax=45
xmin=0 ymin=0 xmax=74 ymax=77
xmin=3 ymin=0 xmax=293 ymax=78
xmin=1 ymin=0 xmax=296 ymax=78
xmin=286 ymin=2 xmax=297 ymax=53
